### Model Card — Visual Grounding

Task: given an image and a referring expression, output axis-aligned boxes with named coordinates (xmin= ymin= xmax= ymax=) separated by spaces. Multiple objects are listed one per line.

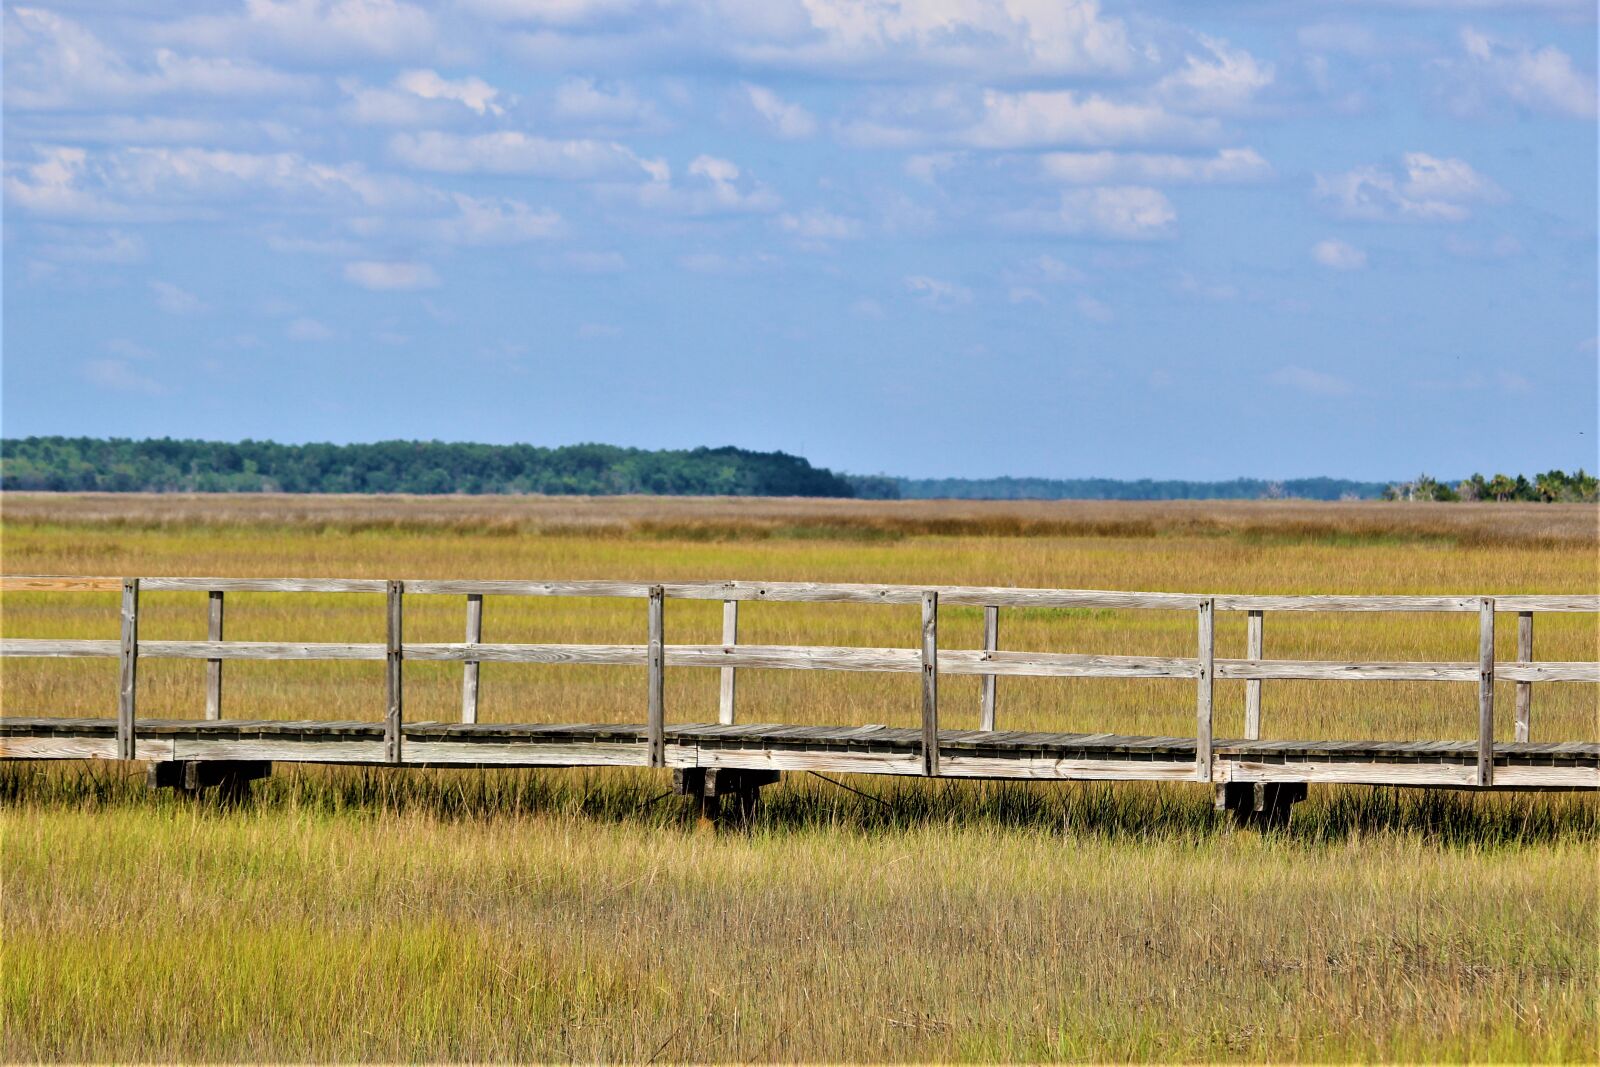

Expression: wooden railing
xmin=2 ymin=576 xmax=1597 ymax=787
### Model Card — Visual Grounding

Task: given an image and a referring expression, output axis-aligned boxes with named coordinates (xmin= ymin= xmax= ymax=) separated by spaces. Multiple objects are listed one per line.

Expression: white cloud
xmin=905 ymin=152 xmax=965 ymax=184
xmin=32 ymin=228 xmax=145 ymax=265
xmin=81 ymin=358 xmax=165 ymax=395
xmin=429 ymin=194 xmax=561 ymax=245
xmin=5 ymin=8 xmax=312 ymax=109
xmin=1075 ymin=294 xmax=1114 ymax=322
xmin=1444 ymin=28 xmax=1596 ymax=119
xmin=343 ymin=260 xmax=440 ymax=290
xmin=622 ymin=154 xmax=781 ymax=216
xmin=1155 ymin=35 xmax=1275 ymax=113
xmin=904 ymin=275 xmax=972 ymax=309
xmin=1004 ymin=186 xmax=1176 ymax=240
xmin=743 ymin=84 xmax=816 ymax=139
xmin=461 ymin=0 xmax=639 ymax=24
xmin=1315 ymin=152 xmax=1503 ymax=222
xmin=872 ymin=89 xmax=1219 ymax=150
xmin=388 ymin=131 xmax=653 ymax=179
xmin=552 ymin=78 xmax=659 ymax=128
xmin=399 ymin=69 xmax=503 ymax=115
xmin=151 ymin=280 xmax=206 ymax=314
xmin=1269 ymin=365 xmax=1353 ymax=397
xmin=1312 ymin=239 xmax=1368 ymax=270
xmin=168 ymin=0 xmax=436 ymax=61
xmin=778 ymin=208 xmax=862 ymax=243
xmin=286 ymin=317 xmax=335 ymax=341
xmin=1039 ymin=147 xmax=1271 ymax=185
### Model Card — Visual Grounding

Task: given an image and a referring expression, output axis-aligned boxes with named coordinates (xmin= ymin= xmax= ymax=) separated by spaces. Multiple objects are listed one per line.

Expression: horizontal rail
xmin=6 ymin=575 xmax=1597 ymax=613
xmin=5 ymin=638 xmax=1597 ymax=685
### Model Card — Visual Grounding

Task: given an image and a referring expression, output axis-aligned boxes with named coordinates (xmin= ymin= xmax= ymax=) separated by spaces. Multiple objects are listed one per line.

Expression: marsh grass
xmin=2 ymin=495 xmax=1597 ymax=1061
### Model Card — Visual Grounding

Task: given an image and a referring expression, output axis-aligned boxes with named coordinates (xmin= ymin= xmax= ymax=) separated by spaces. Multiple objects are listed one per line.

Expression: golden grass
xmin=2 ymin=494 xmax=1598 ymax=1062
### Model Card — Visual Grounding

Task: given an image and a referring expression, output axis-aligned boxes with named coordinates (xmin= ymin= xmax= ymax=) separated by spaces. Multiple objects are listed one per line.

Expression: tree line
xmin=0 ymin=438 xmax=861 ymax=497
xmin=1384 ymin=470 xmax=1599 ymax=503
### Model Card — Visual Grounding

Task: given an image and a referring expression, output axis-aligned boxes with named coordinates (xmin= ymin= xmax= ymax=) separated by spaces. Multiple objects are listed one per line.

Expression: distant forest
xmin=1 ymin=438 xmax=1588 ymax=502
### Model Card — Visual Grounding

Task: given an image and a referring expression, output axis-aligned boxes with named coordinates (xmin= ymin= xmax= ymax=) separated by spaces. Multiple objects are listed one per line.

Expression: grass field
xmin=2 ymin=494 xmax=1597 ymax=1061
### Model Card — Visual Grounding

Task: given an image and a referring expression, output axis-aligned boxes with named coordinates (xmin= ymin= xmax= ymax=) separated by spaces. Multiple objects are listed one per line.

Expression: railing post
xmin=1515 ymin=610 xmax=1533 ymax=742
xmin=647 ymin=586 xmax=665 ymax=768
xmin=462 ymin=594 xmax=483 ymax=724
xmin=117 ymin=578 xmax=139 ymax=760
xmin=719 ymin=599 xmax=738 ymax=725
xmin=205 ymin=589 xmax=224 ymax=720
xmin=386 ymin=580 xmax=404 ymax=764
xmin=1478 ymin=597 xmax=1495 ymax=787
xmin=980 ymin=605 xmax=999 ymax=731
xmin=921 ymin=591 xmax=939 ymax=776
xmin=1244 ymin=609 xmax=1263 ymax=740
xmin=1196 ymin=597 xmax=1214 ymax=782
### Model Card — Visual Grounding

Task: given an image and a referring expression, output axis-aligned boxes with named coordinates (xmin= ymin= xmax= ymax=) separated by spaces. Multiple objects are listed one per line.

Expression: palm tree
xmin=1486 ymin=473 xmax=1515 ymax=502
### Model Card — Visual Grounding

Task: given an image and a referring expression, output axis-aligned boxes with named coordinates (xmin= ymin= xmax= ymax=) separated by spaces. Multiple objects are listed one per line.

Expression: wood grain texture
xmin=140 ymin=577 xmax=387 ymax=593
xmin=139 ymin=641 xmax=387 ymax=661
xmin=719 ymin=599 xmax=738 ymax=726
xmin=462 ymin=594 xmax=482 ymax=725
xmin=980 ymin=605 xmax=998 ymax=732
xmin=117 ymin=578 xmax=138 ymax=760
xmin=385 ymin=580 xmax=403 ymax=764
xmin=1478 ymin=597 xmax=1495 ymax=787
xmin=1195 ymin=598 xmax=1214 ymax=782
xmin=0 ymin=639 xmax=120 ymax=657
xmin=1215 ymin=659 xmax=1479 ymax=682
xmin=647 ymin=586 xmax=664 ymax=768
xmin=921 ymin=591 xmax=939 ymax=776
xmin=1244 ymin=610 xmax=1262 ymax=740
xmin=205 ymin=590 xmax=224 ymax=720
xmin=1498 ymin=661 xmax=1600 ymax=682
xmin=1515 ymin=611 xmax=1533 ymax=743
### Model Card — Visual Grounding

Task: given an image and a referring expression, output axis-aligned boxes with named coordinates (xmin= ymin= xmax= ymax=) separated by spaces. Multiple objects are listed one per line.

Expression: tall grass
xmin=2 ymin=496 xmax=1597 ymax=1061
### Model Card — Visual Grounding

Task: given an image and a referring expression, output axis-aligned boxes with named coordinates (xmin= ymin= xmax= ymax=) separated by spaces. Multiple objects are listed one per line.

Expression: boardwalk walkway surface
xmin=3 ymin=576 xmax=1596 ymax=817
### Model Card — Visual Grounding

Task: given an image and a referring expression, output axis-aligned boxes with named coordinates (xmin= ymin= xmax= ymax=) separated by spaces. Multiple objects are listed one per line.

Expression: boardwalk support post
xmin=648 ymin=585 xmax=665 ymax=768
xmin=117 ymin=578 xmax=139 ymax=760
xmin=719 ymin=599 xmax=738 ymax=725
xmin=385 ymin=580 xmax=404 ymax=764
xmin=1478 ymin=597 xmax=1495 ymax=787
xmin=148 ymin=760 xmax=271 ymax=804
xmin=1515 ymin=611 xmax=1533 ymax=742
xmin=1196 ymin=597 xmax=1215 ymax=782
xmin=674 ymin=767 xmax=779 ymax=829
xmin=205 ymin=590 xmax=224 ymax=720
xmin=462 ymin=593 xmax=483 ymax=724
xmin=1217 ymin=781 xmax=1305 ymax=831
xmin=980 ymin=605 xmax=998 ymax=731
xmin=921 ymin=590 xmax=939 ymax=776
xmin=1244 ymin=609 xmax=1263 ymax=740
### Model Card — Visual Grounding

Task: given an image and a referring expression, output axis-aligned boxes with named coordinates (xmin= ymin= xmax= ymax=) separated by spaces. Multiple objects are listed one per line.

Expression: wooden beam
xmin=980 ymin=605 xmax=998 ymax=732
xmin=1515 ymin=611 xmax=1532 ymax=743
xmin=463 ymin=594 xmax=483 ymax=725
xmin=647 ymin=585 xmax=665 ymax=768
xmin=0 ymin=575 xmax=123 ymax=592
xmin=385 ymin=580 xmax=403 ymax=764
xmin=205 ymin=590 xmax=224 ymax=720
xmin=1478 ymin=598 xmax=1495 ymax=787
xmin=921 ymin=591 xmax=939 ymax=776
xmin=117 ymin=578 xmax=139 ymax=760
xmin=718 ymin=599 xmax=738 ymax=725
xmin=1196 ymin=598 xmax=1214 ymax=782
xmin=1244 ymin=610 xmax=1263 ymax=740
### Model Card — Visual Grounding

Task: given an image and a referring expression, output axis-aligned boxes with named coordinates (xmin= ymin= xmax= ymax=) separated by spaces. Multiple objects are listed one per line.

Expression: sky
xmin=3 ymin=0 xmax=1596 ymax=481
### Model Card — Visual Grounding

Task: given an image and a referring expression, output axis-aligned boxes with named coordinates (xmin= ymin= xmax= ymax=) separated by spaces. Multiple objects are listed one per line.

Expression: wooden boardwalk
xmin=2 ymin=575 xmax=1597 ymax=815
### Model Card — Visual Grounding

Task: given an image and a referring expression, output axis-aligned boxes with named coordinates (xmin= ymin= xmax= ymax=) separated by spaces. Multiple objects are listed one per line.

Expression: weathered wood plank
xmin=386 ymin=580 xmax=403 ymax=764
xmin=980 ymin=605 xmax=998 ymax=731
xmin=1195 ymin=598 xmax=1214 ymax=782
xmin=1244 ymin=610 xmax=1262 ymax=740
xmin=1215 ymin=659 xmax=1479 ymax=682
xmin=1497 ymin=661 xmax=1600 ymax=683
xmin=117 ymin=578 xmax=138 ymax=760
xmin=205 ymin=590 xmax=225 ymax=721
xmin=140 ymin=577 xmax=388 ymax=593
xmin=719 ymin=599 xmax=738 ymax=726
xmin=922 ymin=591 xmax=939 ymax=776
xmin=139 ymin=641 xmax=387 ymax=661
xmin=1478 ymin=598 xmax=1495 ymax=787
xmin=1493 ymin=595 xmax=1600 ymax=613
xmin=462 ymin=594 xmax=483 ymax=725
xmin=647 ymin=585 xmax=665 ymax=768
xmin=1515 ymin=611 xmax=1532 ymax=743
xmin=0 ymin=575 xmax=123 ymax=592
xmin=0 ymin=639 xmax=121 ymax=657
xmin=1214 ymin=594 xmax=1479 ymax=612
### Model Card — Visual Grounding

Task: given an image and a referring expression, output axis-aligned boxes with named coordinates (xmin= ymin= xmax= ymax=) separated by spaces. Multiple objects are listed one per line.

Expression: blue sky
xmin=3 ymin=0 xmax=1595 ymax=480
